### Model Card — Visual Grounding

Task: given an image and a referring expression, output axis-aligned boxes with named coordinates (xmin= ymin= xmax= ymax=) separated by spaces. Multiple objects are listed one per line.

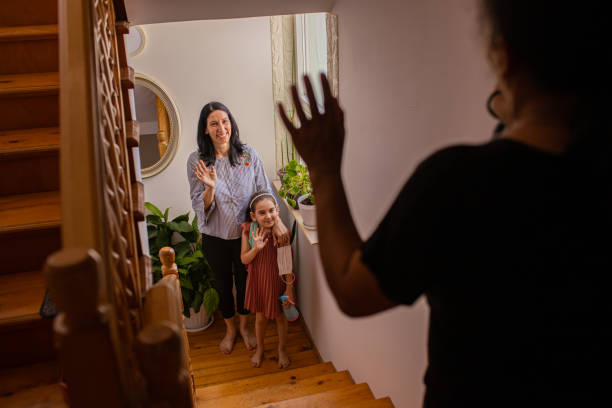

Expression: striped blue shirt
xmin=187 ymin=145 xmax=272 ymax=240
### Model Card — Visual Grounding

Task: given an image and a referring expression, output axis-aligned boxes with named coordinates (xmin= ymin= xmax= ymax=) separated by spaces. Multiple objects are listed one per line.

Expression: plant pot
xmin=297 ymin=195 xmax=316 ymax=229
xmin=184 ymin=306 xmax=214 ymax=332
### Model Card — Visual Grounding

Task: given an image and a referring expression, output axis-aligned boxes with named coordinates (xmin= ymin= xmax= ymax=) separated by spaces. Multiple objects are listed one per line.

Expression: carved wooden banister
xmin=56 ymin=0 xmax=150 ymax=404
xmin=44 ymin=248 xmax=130 ymax=407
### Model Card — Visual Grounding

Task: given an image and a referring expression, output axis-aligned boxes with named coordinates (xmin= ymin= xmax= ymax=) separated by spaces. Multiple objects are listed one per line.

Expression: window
xmin=295 ymin=13 xmax=328 ymax=113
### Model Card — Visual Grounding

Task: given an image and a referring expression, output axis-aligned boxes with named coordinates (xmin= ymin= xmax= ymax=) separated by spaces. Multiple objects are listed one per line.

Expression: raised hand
xmin=278 ymin=73 xmax=345 ymax=178
xmin=252 ymin=228 xmax=268 ymax=250
xmin=195 ymin=160 xmax=216 ymax=188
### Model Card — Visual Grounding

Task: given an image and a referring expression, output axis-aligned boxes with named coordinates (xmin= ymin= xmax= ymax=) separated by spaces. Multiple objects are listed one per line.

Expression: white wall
xmin=127 ymin=0 xmax=335 ymax=25
xmin=295 ymin=1 xmax=496 ymax=407
xmin=128 ymin=17 xmax=276 ymax=219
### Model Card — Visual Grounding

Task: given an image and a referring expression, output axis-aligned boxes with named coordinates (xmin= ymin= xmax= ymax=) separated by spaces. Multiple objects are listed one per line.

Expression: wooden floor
xmin=189 ymin=313 xmax=320 ymax=389
xmin=190 ymin=313 xmax=394 ymax=408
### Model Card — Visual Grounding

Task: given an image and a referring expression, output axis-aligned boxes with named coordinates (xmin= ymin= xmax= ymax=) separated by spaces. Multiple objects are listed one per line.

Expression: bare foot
xmin=251 ymin=349 xmax=264 ymax=368
xmin=278 ymin=348 xmax=290 ymax=369
xmin=219 ymin=332 xmax=236 ymax=354
xmin=240 ymin=327 xmax=257 ymax=351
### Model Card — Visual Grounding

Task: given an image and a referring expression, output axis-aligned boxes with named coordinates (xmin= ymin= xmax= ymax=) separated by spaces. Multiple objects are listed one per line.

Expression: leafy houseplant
xmin=278 ymin=159 xmax=313 ymax=209
xmin=145 ymin=202 xmax=219 ymax=318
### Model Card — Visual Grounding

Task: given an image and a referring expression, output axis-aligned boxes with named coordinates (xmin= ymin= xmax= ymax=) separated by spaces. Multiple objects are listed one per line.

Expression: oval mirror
xmin=134 ymin=74 xmax=180 ymax=178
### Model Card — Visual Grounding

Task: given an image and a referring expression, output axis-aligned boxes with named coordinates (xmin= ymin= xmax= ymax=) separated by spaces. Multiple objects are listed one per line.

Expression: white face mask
xmin=277 ymin=245 xmax=292 ymax=276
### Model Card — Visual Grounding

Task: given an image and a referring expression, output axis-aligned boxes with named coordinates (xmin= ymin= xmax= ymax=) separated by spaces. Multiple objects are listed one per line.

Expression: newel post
xmin=134 ymin=246 xmax=195 ymax=407
xmin=44 ymin=248 xmax=124 ymax=407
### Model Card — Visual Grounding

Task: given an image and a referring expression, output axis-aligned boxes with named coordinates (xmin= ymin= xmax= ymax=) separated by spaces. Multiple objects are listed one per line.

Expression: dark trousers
xmin=202 ymin=234 xmax=249 ymax=319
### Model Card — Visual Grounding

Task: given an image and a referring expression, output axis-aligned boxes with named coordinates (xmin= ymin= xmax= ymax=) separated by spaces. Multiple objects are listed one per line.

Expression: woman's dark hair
xmin=245 ymin=190 xmax=277 ymax=222
xmin=197 ymin=101 xmax=245 ymax=166
xmin=480 ymin=0 xmax=611 ymax=168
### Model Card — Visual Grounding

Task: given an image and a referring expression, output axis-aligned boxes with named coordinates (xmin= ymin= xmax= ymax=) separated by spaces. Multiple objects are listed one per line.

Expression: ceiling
xmin=125 ymin=0 xmax=336 ymax=25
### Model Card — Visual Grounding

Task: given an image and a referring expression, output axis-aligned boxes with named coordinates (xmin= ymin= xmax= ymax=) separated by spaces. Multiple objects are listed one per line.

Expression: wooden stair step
xmin=0 ymin=72 xmax=59 ymax=97
xmin=0 ymin=25 xmax=58 ymax=42
xmin=0 ymin=25 xmax=58 ymax=75
xmin=0 ymin=270 xmax=47 ymax=323
xmin=251 ymin=382 xmax=375 ymax=408
xmin=0 ymin=269 xmax=55 ymax=369
xmin=0 ymin=127 xmax=60 ymax=195
xmin=196 ymin=362 xmax=336 ymax=401
xmin=198 ymin=370 xmax=354 ymax=408
xmin=0 ymin=0 xmax=58 ymax=27
xmin=0 ymin=190 xmax=60 ymax=233
xmin=194 ymin=350 xmax=321 ymax=388
xmin=351 ymin=397 xmax=396 ymax=407
xmin=0 ymin=190 xmax=60 ymax=232
xmin=0 ymin=383 xmax=66 ymax=408
xmin=0 ymin=360 xmax=60 ymax=397
xmin=0 ymin=312 xmax=55 ymax=369
xmin=0 ymin=191 xmax=61 ymax=274
xmin=0 ymin=127 xmax=59 ymax=156
xmin=0 ymin=73 xmax=58 ymax=131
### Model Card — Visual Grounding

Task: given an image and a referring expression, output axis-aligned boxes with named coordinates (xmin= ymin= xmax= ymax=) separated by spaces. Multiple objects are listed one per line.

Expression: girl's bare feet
xmin=278 ymin=347 xmax=290 ymax=369
xmin=219 ymin=331 xmax=236 ymax=354
xmin=240 ymin=327 xmax=257 ymax=351
xmin=239 ymin=314 xmax=257 ymax=350
xmin=251 ymin=348 xmax=264 ymax=367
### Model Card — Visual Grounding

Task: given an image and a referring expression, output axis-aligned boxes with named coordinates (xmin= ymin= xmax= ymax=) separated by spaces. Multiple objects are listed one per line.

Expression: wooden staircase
xmin=0 ymin=0 xmax=63 ymax=405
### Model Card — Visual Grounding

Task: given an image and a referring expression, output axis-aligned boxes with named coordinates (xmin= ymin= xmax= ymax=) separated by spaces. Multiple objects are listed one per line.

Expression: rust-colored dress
xmin=243 ymin=222 xmax=286 ymax=319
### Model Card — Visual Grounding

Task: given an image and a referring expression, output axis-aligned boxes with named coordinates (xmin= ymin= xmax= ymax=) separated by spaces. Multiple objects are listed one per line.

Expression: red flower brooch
xmin=241 ymin=150 xmax=252 ymax=167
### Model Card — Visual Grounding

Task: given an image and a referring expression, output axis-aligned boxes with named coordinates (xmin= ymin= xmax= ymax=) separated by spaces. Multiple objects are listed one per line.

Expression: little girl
xmin=241 ymin=191 xmax=295 ymax=369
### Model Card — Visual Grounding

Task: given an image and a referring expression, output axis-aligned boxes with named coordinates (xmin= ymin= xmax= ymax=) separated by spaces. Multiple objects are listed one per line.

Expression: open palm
xmin=195 ymin=160 xmax=216 ymax=188
xmin=252 ymin=228 xmax=268 ymax=250
xmin=278 ymin=73 xmax=345 ymax=178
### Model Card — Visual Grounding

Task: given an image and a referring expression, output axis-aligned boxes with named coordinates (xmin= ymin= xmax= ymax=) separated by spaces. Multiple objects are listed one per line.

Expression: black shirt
xmin=361 ymin=139 xmax=612 ymax=407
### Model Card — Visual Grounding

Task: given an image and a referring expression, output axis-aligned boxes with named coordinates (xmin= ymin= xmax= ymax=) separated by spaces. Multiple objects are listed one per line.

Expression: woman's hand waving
xmin=278 ymin=73 xmax=345 ymax=180
xmin=195 ymin=160 xmax=216 ymax=188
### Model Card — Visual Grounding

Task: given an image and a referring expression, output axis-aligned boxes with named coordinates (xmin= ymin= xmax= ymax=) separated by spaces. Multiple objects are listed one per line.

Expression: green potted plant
xmin=278 ymin=159 xmax=311 ymax=209
xmin=145 ymin=202 xmax=219 ymax=331
xmin=278 ymin=161 xmax=316 ymax=229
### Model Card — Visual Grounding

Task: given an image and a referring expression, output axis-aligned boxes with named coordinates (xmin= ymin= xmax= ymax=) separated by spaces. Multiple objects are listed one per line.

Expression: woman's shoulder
xmin=187 ymin=150 xmax=201 ymax=164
